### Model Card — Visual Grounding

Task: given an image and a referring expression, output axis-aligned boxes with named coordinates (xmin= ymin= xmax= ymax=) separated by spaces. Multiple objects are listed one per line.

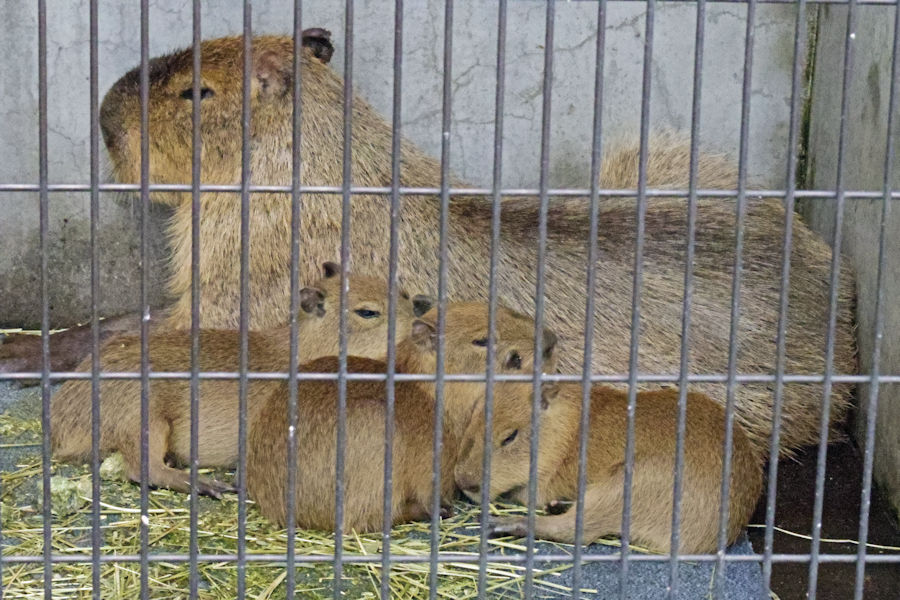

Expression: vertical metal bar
xmin=89 ymin=0 xmax=102 ymax=597
xmin=427 ymin=1 xmax=452 ymax=597
xmin=381 ymin=1 xmax=403 ymax=598
xmin=286 ymin=2 xmax=304 ymax=598
xmin=762 ymin=0 xmax=807 ymax=592
xmin=667 ymin=1 xmax=705 ymax=596
xmin=37 ymin=0 xmax=51 ymax=597
xmin=853 ymin=1 xmax=896 ymax=598
xmin=188 ymin=1 xmax=202 ymax=598
xmin=477 ymin=0 xmax=507 ymax=597
xmin=334 ymin=1 xmax=354 ymax=596
xmin=237 ymin=4 xmax=252 ymax=599
xmin=571 ymin=3 xmax=606 ymax=598
xmin=138 ymin=0 xmax=151 ymax=597
xmin=807 ymin=0 xmax=856 ymax=596
xmin=525 ymin=3 xmax=555 ymax=597
xmin=620 ymin=1 xmax=654 ymax=596
xmin=715 ymin=0 xmax=756 ymax=597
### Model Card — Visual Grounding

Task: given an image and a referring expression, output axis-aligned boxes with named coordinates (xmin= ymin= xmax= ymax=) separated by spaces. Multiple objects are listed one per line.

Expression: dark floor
xmin=747 ymin=439 xmax=900 ymax=600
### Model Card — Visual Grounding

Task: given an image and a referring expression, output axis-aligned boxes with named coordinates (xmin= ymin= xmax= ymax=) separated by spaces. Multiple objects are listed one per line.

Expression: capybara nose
xmin=412 ymin=294 xmax=434 ymax=317
xmin=542 ymin=328 xmax=558 ymax=360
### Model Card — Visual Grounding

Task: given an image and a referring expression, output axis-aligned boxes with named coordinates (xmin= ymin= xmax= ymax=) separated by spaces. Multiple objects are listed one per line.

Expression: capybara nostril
xmin=412 ymin=294 xmax=434 ymax=317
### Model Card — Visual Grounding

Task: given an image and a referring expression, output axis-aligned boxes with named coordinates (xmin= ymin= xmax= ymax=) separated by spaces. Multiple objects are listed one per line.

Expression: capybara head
xmin=453 ymin=383 xmax=575 ymax=502
xmin=403 ymin=302 xmax=559 ymax=426
xmin=297 ymin=262 xmax=433 ymax=360
xmin=99 ymin=32 xmax=332 ymax=202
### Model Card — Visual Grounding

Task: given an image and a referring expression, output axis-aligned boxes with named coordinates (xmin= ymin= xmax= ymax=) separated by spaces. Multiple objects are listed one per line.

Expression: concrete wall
xmin=802 ymin=4 xmax=900 ymax=514
xmin=0 ymin=0 xmax=800 ymax=327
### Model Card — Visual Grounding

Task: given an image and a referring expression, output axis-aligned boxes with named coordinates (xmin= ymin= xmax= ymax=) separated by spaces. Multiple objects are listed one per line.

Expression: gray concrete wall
xmin=802 ymin=4 xmax=900 ymax=513
xmin=0 ymin=0 xmax=801 ymax=327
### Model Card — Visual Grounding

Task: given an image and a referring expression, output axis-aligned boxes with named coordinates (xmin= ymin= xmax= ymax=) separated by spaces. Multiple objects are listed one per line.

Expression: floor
xmin=747 ymin=439 xmax=900 ymax=600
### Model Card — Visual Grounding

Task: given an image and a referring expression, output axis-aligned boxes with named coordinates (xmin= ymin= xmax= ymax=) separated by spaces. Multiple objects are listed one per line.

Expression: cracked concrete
xmin=1 ymin=0 xmax=797 ymax=328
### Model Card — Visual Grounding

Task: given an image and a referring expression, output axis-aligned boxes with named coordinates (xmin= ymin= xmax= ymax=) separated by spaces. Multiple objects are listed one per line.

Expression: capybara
xmin=2 ymin=33 xmax=856 ymax=459
xmin=50 ymin=266 xmax=432 ymax=497
xmin=247 ymin=302 xmax=558 ymax=530
xmin=455 ymin=383 xmax=763 ymax=554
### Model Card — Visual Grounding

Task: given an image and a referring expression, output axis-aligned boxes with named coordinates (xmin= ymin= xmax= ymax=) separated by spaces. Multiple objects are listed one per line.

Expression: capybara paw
xmin=196 ymin=478 xmax=238 ymax=499
xmin=439 ymin=504 xmax=455 ymax=519
xmin=487 ymin=516 xmax=529 ymax=539
xmin=545 ymin=499 xmax=573 ymax=515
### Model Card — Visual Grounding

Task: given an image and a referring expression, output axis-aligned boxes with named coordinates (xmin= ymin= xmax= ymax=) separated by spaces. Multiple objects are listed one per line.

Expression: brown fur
xmin=246 ymin=301 xmax=559 ymax=531
xmin=455 ymin=383 xmax=763 ymax=554
xmin=50 ymin=271 xmax=430 ymax=496
xmin=89 ymin=34 xmax=856 ymax=458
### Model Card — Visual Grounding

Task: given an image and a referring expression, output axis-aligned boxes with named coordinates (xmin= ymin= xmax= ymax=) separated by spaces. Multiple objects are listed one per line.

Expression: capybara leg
xmin=120 ymin=416 xmax=235 ymax=498
xmin=489 ymin=483 xmax=623 ymax=544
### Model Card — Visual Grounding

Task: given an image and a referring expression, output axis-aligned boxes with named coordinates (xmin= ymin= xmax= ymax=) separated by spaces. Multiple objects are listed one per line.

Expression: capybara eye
xmin=472 ymin=338 xmax=488 ymax=347
xmin=180 ymin=87 xmax=215 ymax=100
xmin=501 ymin=429 xmax=518 ymax=447
xmin=505 ymin=351 xmax=522 ymax=370
xmin=354 ymin=308 xmax=380 ymax=319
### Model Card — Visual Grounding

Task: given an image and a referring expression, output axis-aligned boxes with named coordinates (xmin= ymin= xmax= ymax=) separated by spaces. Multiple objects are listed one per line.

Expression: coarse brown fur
xmin=68 ymin=34 xmax=854 ymax=458
xmin=246 ymin=302 xmax=559 ymax=531
xmin=50 ymin=270 xmax=431 ymax=496
xmin=455 ymin=383 xmax=763 ymax=554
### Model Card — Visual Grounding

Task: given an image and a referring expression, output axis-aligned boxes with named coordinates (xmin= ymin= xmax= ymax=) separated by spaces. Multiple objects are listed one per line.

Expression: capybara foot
xmin=487 ymin=516 xmax=529 ymax=538
xmin=195 ymin=476 xmax=238 ymax=499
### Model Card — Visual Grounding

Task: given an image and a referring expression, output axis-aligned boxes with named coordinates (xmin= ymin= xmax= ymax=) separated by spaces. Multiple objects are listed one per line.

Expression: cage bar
xmin=667 ymin=0 xmax=705 ymax=596
xmin=476 ymin=0 xmax=507 ymax=597
xmin=762 ymin=0 xmax=808 ymax=591
xmin=715 ymin=0 xmax=757 ymax=595
xmin=620 ymin=0 xmax=656 ymax=596
xmin=285 ymin=1 xmax=304 ymax=599
xmin=188 ymin=1 xmax=203 ymax=598
xmin=88 ymin=0 xmax=102 ymax=598
xmin=427 ymin=1 xmax=453 ymax=598
xmin=138 ymin=0 xmax=151 ymax=597
xmin=571 ymin=1 xmax=607 ymax=598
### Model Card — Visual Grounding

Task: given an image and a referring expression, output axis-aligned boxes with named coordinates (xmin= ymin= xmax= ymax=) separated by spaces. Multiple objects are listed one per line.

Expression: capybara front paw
xmin=487 ymin=516 xmax=529 ymax=539
xmin=439 ymin=504 xmax=455 ymax=519
xmin=196 ymin=477 xmax=238 ymax=499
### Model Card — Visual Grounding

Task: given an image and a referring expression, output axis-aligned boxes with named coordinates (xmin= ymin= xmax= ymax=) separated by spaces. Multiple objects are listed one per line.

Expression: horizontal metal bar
xmin=3 ymin=371 xmax=897 ymax=383
xmin=1 ymin=182 xmax=900 ymax=200
xmin=3 ymin=552 xmax=898 ymax=565
xmin=564 ymin=0 xmax=896 ymax=4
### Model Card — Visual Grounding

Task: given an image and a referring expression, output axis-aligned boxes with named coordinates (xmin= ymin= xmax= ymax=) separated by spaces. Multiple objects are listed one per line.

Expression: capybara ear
xmin=321 ymin=261 xmax=340 ymax=279
xmin=299 ymin=287 xmax=325 ymax=316
xmin=253 ymin=48 xmax=291 ymax=96
xmin=412 ymin=294 xmax=434 ymax=317
xmin=411 ymin=319 xmax=438 ymax=352
xmin=301 ymin=27 xmax=334 ymax=64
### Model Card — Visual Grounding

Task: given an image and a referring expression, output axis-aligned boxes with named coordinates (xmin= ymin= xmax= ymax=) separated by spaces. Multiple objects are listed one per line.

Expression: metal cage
xmin=0 ymin=1 xmax=898 ymax=599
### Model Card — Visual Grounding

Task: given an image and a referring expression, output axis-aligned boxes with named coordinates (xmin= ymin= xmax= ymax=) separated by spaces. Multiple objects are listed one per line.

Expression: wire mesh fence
xmin=0 ymin=1 xmax=898 ymax=599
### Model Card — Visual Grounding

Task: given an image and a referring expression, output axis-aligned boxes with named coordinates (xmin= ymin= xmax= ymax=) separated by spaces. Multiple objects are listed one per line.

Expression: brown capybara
xmin=454 ymin=383 xmax=763 ymax=554
xmin=3 ymin=33 xmax=856 ymax=459
xmin=50 ymin=265 xmax=432 ymax=497
xmin=247 ymin=302 xmax=559 ymax=531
